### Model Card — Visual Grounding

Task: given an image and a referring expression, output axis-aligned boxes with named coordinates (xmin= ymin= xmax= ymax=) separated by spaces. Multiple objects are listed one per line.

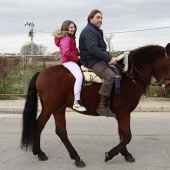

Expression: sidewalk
xmin=0 ymin=97 xmax=170 ymax=113
xmin=135 ymin=97 xmax=170 ymax=112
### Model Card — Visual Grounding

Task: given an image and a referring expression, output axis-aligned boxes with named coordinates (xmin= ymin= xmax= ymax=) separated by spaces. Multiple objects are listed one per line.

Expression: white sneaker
xmin=73 ymin=100 xmax=86 ymax=112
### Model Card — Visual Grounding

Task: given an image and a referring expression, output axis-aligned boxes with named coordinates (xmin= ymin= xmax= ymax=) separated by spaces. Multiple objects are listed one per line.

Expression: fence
xmin=0 ymin=55 xmax=170 ymax=98
xmin=0 ymin=55 xmax=60 ymax=97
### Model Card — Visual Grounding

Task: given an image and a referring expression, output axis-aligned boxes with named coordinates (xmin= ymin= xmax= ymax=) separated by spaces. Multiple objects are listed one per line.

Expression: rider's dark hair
xmin=87 ymin=9 xmax=102 ymax=22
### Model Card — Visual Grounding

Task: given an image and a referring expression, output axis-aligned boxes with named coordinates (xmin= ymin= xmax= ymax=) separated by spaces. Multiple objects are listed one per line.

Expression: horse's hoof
xmin=38 ymin=153 xmax=48 ymax=161
xmin=75 ymin=160 xmax=86 ymax=168
xmin=105 ymin=152 xmax=111 ymax=162
xmin=125 ymin=155 xmax=135 ymax=163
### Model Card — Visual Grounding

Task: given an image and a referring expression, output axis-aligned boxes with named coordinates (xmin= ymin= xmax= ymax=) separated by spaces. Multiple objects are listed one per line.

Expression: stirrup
xmin=97 ymin=107 xmax=116 ymax=117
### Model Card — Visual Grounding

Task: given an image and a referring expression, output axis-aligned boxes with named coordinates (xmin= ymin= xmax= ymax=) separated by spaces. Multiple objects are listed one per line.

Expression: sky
xmin=1 ymin=0 xmax=170 ymax=54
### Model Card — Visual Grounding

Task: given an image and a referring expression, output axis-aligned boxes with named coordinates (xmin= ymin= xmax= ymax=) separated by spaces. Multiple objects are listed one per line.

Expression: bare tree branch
xmin=104 ymin=33 xmax=114 ymax=56
xmin=20 ymin=42 xmax=48 ymax=55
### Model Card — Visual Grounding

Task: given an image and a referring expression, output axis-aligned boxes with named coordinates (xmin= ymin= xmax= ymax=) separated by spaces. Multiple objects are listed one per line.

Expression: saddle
xmin=81 ymin=51 xmax=129 ymax=84
xmin=80 ymin=52 xmax=129 ymax=95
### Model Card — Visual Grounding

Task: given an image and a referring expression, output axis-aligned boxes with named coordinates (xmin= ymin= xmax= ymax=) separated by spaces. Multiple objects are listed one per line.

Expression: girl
xmin=53 ymin=20 xmax=86 ymax=112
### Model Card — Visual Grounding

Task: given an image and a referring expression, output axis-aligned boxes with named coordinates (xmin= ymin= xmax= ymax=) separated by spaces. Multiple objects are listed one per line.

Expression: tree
xmin=38 ymin=44 xmax=47 ymax=55
xmin=104 ymin=33 xmax=114 ymax=56
xmin=20 ymin=42 xmax=48 ymax=55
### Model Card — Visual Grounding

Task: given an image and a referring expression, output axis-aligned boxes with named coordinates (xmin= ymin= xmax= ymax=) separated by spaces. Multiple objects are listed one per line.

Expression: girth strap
xmin=110 ymin=67 xmax=121 ymax=95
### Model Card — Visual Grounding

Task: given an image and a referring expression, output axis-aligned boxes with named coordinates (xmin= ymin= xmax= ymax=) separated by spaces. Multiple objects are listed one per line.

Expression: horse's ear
xmin=165 ymin=43 xmax=170 ymax=56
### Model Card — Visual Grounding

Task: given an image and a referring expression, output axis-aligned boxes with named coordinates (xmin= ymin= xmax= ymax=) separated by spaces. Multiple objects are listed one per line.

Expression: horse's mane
xmin=131 ymin=45 xmax=165 ymax=57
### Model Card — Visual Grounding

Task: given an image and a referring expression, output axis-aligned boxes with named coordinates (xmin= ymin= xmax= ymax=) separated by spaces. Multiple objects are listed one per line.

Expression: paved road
xmin=0 ymin=111 xmax=170 ymax=170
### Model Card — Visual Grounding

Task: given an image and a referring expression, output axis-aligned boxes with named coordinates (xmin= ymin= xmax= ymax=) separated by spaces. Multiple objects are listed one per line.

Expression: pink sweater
xmin=54 ymin=36 xmax=80 ymax=63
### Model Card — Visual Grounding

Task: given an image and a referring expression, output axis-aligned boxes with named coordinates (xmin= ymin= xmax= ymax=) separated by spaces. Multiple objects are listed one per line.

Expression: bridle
xmin=122 ymin=53 xmax=170 ymax=93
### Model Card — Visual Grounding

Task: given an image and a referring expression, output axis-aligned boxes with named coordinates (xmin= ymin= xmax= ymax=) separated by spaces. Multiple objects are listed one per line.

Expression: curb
xmin=134 ymin=106 xmax=170 ymax=112
xmin=0 ymin=97 xmax=170 ymax=114
xmin=1 ymin=106 xmax=170 ymax=113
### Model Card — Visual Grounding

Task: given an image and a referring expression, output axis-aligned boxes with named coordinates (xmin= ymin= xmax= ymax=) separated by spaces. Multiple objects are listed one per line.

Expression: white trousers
xmin=63 ymin=61 xmax=83 ymax=100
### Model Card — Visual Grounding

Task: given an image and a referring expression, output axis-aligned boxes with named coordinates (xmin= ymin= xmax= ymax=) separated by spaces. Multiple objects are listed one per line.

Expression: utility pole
xmin=25 ymin=22 xmax=35 ymax=65
xmin=25 ymin=22 xmax=35 ymax=56
xmin=24 ymin=22 xmax=35 ymax=94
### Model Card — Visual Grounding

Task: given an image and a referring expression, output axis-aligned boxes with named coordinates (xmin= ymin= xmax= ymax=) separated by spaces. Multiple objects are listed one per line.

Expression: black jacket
xmin=79 ymin=22 xmax=112 ymax=68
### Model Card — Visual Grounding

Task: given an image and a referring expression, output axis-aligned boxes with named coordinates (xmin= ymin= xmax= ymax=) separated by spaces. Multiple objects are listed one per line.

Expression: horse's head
xmin=130 ymin=45 xmax=170 ymax=89
xmin=151 ymin=47 xmax=170 ymax=88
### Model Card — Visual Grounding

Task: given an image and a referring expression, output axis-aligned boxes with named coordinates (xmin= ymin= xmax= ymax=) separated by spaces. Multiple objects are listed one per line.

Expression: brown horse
xmin=21 ymin=45 xmax=170 ymax=167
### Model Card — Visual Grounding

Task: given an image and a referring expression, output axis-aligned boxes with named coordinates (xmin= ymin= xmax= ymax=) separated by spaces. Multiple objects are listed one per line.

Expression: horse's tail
xmin=21 ymin=72 xmax=40 ymax=150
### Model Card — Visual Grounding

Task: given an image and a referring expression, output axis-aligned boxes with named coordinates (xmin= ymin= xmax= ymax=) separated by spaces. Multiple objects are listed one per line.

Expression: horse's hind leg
xmin=53 ymin=109 xmax=86 ymax=168
xmin=32 ymin=108 xmax=51 ymax=161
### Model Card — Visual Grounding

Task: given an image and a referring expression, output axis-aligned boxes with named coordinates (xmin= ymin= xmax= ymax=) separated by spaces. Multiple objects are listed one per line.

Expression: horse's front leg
xmin=105 ymin=114 xmax=135 ymax=162
xmin=119 ymin=129 xmax=135 ymax=162
xmin=120 ymin=145 xmax=135 ymax=162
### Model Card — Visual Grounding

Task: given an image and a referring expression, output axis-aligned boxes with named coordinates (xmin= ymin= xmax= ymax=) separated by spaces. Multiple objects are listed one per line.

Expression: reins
xmin=127 ymin=55 xmax=148 ymax=93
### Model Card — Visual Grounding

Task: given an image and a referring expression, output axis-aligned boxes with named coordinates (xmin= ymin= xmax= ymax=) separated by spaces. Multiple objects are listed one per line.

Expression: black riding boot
xmin=96 ymin=95 xmax=116 ymax=117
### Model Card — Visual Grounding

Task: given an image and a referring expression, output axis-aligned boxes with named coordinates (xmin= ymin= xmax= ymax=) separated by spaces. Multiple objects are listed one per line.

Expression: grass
xmin=0 ymin=58 xmax=58 ymax=100
xmin=145 ymin=86 xmax=168 ymax=97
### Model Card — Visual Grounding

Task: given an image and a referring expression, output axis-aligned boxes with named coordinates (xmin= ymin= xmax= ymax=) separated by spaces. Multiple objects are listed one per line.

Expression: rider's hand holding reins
xmin=108 ymin=58 xmax=117 ymax=66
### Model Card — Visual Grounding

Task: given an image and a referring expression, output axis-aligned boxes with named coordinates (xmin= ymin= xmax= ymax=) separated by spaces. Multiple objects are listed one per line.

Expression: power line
xmin=34 ymin=26 xmax=170 ymax=35
xmin=34 ymin=30 xmax=50 ymax=33
xmin=104 ymin=26 xmax=170 ymax=34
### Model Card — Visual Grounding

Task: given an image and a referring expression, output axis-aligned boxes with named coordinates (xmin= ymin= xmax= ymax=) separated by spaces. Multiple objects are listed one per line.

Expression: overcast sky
xmin=1 ymin=0 xmax=170 ymax=54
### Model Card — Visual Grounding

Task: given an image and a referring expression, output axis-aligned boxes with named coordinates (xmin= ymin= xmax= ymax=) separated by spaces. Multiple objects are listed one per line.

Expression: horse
xmin=21 ymin=45 xmax=170 ymax=168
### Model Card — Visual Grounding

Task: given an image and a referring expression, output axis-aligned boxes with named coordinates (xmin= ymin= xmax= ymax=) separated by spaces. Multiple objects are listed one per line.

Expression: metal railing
xmin=0 ymin=55 xmax=60 ymax=97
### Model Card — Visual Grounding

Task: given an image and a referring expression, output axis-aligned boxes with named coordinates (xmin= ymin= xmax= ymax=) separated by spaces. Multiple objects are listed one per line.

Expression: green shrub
xmin=145 ymin=85 xmax=170 ymax=97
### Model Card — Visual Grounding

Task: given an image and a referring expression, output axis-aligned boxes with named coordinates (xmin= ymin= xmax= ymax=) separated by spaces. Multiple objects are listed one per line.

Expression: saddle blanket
xmin=81 ymin=65 xmax=103 ymax=83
